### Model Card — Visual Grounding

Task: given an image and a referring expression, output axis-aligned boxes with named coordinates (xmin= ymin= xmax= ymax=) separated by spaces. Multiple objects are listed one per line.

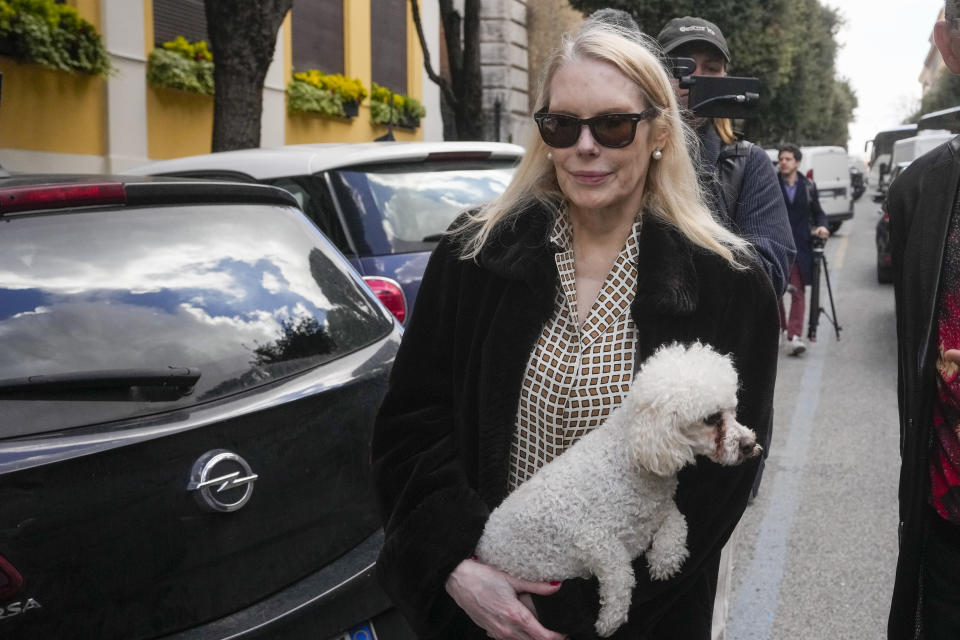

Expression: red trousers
xmin=778 ymin=263 xmax=805 ymax=339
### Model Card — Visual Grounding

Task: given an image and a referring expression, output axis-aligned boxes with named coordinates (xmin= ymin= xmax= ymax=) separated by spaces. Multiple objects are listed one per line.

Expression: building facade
xmin=0 ymin=0 xmax=441 ymax=173
xmin=479 ymin=0 xmax=529 ymax=144
xmin=920 ymin=7 xmax=947 ymax=96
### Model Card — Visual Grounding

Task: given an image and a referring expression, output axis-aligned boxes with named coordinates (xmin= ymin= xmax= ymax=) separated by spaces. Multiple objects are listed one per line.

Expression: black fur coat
xmin=370 ymin=203 xmax=779 ymax=639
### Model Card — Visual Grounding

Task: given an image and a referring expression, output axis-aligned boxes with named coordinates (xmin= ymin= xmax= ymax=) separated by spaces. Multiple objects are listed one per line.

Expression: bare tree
xmin=410 ymin=0 xmax=484 ymax=140
xmin=204 ymin=0 xmax=293 ymax=152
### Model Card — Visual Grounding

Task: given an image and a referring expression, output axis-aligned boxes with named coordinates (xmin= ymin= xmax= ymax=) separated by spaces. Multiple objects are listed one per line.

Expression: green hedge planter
xmin=146 ymin=37 xmax=214 ymax=95
xmin=0 ymin=0 xmax=111 ymax=75
xmin=287 ymin=70 xmax=366 ymax=119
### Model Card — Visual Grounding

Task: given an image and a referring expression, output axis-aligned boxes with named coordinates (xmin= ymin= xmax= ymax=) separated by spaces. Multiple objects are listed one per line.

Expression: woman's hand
xmin=944 ymin=349 xmax=960 ymax=364
xmin=445 ymin=558 xmax=567 ymax=640
xmin=812 ymin=225 xmax=830 ymax=239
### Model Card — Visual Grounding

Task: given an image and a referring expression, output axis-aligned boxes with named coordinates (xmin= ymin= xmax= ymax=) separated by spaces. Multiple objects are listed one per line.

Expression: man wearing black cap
xmin=658 ymin=16 xmax=795 ymax=300
xmin=658 ymin=15 xmax=792 ymax=640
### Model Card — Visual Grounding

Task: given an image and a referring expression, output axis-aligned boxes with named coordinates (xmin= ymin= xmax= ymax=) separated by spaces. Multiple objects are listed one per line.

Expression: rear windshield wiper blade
xmin=0 ymin=367 xmax=201 ymax=393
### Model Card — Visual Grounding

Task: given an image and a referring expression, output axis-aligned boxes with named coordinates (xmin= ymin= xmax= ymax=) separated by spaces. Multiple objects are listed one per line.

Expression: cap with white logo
xmin=656 ymin=16 xmax=731 ymax=63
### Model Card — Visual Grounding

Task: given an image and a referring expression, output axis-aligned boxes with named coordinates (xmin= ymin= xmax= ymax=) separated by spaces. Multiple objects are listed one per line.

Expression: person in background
xmin=888 ymin=1 xmax=960 ymax=636
xmin=657 ymin=16 xmax=796 ymax=298
xmin=370 ymin=21 xmax=778 ymax=640
xmin=777 ymin=144 xmax=829 ymax=357
xmin=656 ymin=16 xmax=793 ymax=637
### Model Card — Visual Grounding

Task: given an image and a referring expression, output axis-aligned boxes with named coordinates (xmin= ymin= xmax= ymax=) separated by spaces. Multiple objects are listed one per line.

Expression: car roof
xmin=124 ymin=141 xmax=527 ymax=180
xmin=798 ymin=145 xmax=846 ymax=154
xmin=919 ymin=106 xmax=960 ymax=131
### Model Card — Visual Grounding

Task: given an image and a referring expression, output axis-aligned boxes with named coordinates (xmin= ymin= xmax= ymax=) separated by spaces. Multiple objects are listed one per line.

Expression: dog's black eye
xmin=703 ymin=412 xmax=723 ymax=426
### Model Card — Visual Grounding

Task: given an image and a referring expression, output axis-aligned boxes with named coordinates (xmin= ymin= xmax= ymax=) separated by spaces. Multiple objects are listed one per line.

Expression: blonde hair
xmin=714 ymin=118 xmax=737 ymax=144
xmin=453 ymin=22 xmax=750 ymax=268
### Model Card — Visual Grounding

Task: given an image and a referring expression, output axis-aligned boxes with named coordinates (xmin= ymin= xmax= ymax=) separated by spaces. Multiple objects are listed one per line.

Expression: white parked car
xmin=126 ymin=142 xmax=524 ymax=324
xmin=889 ymin=130 xmax=954 ymax=174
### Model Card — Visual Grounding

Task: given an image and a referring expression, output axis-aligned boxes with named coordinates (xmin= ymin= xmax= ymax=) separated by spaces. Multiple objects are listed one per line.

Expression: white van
xmin=890 ymin=129 xmax=954 ymax=172
xmin=866 ymin=124 xmax=917 ymax=197
xmin=799 ymin=145 xmax=852 ymax=232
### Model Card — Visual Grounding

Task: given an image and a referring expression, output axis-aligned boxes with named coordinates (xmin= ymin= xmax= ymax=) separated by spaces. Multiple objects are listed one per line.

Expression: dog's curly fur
xmin=475 ymin=342 xmax=761 ymax=637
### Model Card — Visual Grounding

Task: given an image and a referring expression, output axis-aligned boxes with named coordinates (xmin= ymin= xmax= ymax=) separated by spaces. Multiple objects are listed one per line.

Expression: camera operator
xmin=777 ymin=144 xmax=829 ymax=357
xmin=653 ymin=16 xmax=794 ymax=640
xmin=657 ymin=17 xmax=795 ymax=297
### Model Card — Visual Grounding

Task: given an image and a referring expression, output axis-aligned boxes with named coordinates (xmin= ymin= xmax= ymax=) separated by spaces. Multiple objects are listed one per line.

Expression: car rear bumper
xmin=162 ymin=530 xmax=399 ymax=640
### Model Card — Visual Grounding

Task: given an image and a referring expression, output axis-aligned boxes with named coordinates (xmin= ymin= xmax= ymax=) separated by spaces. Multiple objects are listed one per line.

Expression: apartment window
xmin=292 ymin=0 xmax=344 ymax=73
xmin=153 ymin=0 xmax=208 ymax=46
xmin=371 ymin=0 xmax=406 ymax=94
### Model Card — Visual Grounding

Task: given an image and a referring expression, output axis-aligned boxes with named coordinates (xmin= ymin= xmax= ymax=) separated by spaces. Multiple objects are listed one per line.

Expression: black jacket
xmin=700 ymin=123 xmax=796 ymax=296
xmin=370 ymin=203 xmax=779 ymax=639
xmin=888 ymin=136 xmax=960 ymax=640
xmin=778 ymin=173 xmax=828 ymax=285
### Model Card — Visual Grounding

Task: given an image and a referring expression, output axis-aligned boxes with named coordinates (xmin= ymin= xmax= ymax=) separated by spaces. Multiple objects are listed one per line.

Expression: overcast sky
xmin=823 ymin=0 xmax=945 ymax=159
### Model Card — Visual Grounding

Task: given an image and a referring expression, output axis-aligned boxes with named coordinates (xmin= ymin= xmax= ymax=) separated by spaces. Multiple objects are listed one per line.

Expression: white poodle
xmin=475 ymin=342 xmax=761 ymax=637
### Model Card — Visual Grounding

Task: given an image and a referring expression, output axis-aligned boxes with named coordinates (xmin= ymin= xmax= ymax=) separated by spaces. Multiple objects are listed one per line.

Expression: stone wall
xmin=480 ymin=0 xmax=530 ymax=144
xmin=441 ymin=0 xmax=583 ymax=143
xmin=526 ymin=0 xmax=583 ymax=111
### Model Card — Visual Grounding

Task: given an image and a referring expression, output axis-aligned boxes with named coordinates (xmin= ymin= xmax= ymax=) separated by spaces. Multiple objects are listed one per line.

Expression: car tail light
xmin=0 ymin=555 xmax=24 ymax=600
xmin=806 ymin=169 xmax=814 ymax=180
xmin=363 ymin=276 xmax=407 ymax=324
xmin=0 ymin=183 xmax=126 ymax=214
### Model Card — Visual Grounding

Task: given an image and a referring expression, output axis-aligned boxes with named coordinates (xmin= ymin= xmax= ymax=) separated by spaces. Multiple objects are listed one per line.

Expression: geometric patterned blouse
xmin=507 ymin=211 xmax=641 ymax=491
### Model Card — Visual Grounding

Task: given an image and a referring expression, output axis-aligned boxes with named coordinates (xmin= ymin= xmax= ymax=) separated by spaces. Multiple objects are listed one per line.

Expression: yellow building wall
xmin=286 ymin=0 xmax=423 ymax=144
xmin=0 ymin=0 xmax=106 ymax=156
xmin=0 ymin=0 xmax=426 ymax=160
xmin=143 ymin=0 xmax=214 ymax=158
xmin=146 ymin=88 xmax=214 ymax=158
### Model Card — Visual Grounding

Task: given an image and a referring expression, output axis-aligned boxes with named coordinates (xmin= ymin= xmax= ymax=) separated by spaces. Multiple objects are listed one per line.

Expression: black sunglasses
xmin=533 ymin=107 xmax=659 ymax=149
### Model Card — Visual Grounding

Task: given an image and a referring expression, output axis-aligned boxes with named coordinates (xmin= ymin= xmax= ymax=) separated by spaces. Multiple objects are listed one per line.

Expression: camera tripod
xmin=807 ymin=237 xmax=842 ymax=342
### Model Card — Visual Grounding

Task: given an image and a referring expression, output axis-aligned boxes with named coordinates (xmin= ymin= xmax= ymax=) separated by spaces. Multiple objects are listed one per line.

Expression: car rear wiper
xmin=0 ymin=367 xmax=201 ymax=394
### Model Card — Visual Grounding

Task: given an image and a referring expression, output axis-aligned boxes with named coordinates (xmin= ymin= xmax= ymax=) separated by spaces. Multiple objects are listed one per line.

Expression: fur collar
xmin=477 ymin=201 xmax=700 ymax=317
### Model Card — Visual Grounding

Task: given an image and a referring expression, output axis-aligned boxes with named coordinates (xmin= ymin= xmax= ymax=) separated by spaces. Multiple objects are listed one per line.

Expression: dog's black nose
xmin=741 ymin=442 xmax=761 ymax=458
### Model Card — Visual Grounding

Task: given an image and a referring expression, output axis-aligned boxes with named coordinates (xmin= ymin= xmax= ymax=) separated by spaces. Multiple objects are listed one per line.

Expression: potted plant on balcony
xmin=370 ymin=83 xmax=424 ymax=129
xmin=287 ymin=70 xmax=367 ymax=119
xmin=146 ymin=36 xmax=214 ymax=95
xmin=0 ymin=0 xmax=111 ymax=75
xmin=400 ymin=96 xmax=426 ymax=129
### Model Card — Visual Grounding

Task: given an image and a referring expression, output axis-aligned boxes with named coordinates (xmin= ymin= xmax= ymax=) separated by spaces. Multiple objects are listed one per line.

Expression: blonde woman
xmin=371 ymin=23 xmax=778 ymax=640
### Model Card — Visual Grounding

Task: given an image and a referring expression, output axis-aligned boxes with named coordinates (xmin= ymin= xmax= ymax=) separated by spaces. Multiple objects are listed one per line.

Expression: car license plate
xmin=333 ymin=621 xmax=377 ymax=640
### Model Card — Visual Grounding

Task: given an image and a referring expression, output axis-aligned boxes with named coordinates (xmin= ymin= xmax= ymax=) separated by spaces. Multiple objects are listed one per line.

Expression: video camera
xmin=668 ymin=57 xmax=761 ymax=119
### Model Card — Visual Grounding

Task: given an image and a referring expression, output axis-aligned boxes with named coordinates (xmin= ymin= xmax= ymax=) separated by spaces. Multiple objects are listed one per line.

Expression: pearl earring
xmin=546 ymin=152 xmax=553 ymax=161
xmin=652 ymin=149 xmax=663 ymax=160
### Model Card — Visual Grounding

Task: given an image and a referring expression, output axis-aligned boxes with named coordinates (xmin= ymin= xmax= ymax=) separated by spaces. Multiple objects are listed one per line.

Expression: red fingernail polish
xmin=550 ymin=581 xmax=561 ymax=586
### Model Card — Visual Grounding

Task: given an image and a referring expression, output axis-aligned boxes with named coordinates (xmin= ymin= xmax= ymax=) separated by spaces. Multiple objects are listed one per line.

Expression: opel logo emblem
xmin=187 ymin=449 xmax=258 ymax=513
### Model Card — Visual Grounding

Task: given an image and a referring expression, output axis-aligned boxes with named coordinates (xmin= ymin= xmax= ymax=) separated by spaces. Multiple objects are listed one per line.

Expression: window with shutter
xmin=370 ymin=0 xmax=407 ymax=94
xmin=153 ymin=0 xmax=209 ymax=47
xmin=292 ymin=0 xmax=344 ymax=73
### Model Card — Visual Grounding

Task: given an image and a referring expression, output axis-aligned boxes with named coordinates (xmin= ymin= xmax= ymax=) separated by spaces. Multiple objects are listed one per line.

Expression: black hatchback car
xmin=0 ymin=176 xmax=410 ymax=639
xmin=875 ymin=162 xmax=910 ymax=284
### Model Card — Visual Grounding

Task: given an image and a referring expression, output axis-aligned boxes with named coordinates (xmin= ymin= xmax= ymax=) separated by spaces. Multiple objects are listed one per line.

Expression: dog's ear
xmin=627 ymin=408 xmax=695 ymax=477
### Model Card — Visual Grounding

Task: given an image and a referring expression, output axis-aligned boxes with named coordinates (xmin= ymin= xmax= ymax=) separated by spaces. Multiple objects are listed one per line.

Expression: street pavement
xmin=726 ymin=191 xmax=901 ymax=639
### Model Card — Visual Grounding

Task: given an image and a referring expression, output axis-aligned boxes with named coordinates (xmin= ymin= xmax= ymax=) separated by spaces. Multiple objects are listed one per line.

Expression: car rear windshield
xmin=328 ymin=160 xmax=516 ymax=256
xmin=0 ymin=202 xmax=393 ymax=436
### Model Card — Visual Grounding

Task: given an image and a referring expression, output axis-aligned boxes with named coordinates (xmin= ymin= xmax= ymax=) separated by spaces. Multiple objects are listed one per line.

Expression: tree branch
xmin=410 ymin=0 xmax=458 ymax=109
